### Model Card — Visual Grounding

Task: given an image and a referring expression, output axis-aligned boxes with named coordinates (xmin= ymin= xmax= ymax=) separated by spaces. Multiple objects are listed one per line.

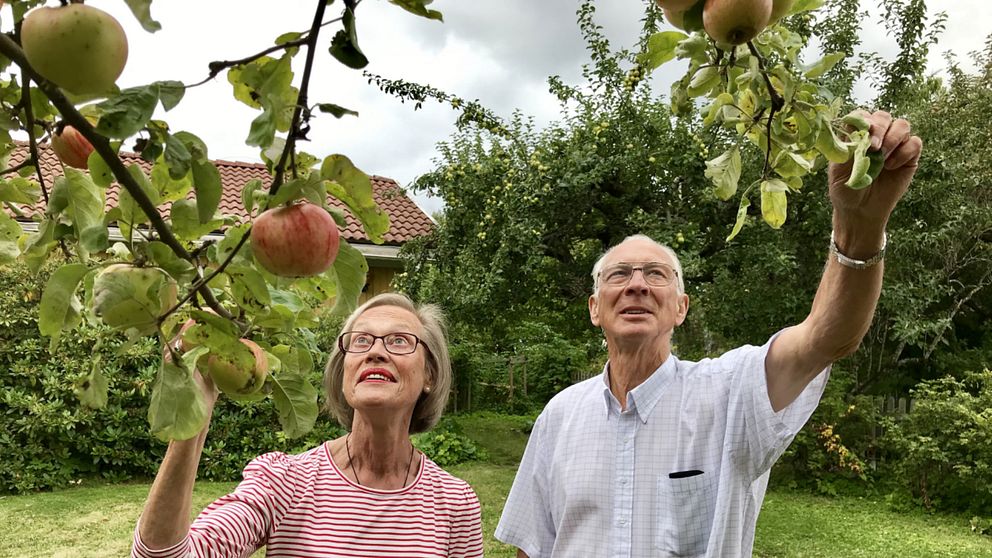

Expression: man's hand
xmin=827 ymin=110 xmax=923 ymax=236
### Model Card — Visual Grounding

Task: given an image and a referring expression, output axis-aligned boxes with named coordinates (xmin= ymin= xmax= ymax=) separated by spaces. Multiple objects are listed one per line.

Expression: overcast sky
xmin=7 ymin=1 xmax=989 ymax=215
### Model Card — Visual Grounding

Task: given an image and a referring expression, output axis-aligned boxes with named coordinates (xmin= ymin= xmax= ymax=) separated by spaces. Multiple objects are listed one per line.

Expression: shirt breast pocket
xmin=655 ymin=472 xmax=717 ymax=556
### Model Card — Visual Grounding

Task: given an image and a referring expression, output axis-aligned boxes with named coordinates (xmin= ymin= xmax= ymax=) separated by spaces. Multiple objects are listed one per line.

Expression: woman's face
xmin=342 ymin=305 xmax=429 ymax=424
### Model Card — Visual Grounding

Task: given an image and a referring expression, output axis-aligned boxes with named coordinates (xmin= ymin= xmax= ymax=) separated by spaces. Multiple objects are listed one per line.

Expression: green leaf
xmin=61 ymin=168 xmax=105 ymax=260
xmin=329 ymin=8 xmax=369 ymax=70
xmin=0 ymin=176 xmax=41 ymax=204
xmin=638 ymin=31 xmax=687 ymax=72
xmin=705 ymin=147 xmax=742 ymax=200
xmin=227 ymin=263 xmax=273 ymax=308
xmin=19 ymin=218 xmax=57 ymax=273
xmin=321 ymin=154 xmax=389 ymax=243
xmin=726 ymin=188 xmax=753 ymax=242
xmin=39 ymin=263 xmax=89 ymax=352
xmin=192 ymin=160 xmax=222 ymax=224
xmin=87 ymin=150 xmax=114 ymax=188
xmin=790 ymin=0 xmax=826 ymax=14
xmin=75 ymin=366 xmax=108 ymax=409
xmin=388 ymin=0 xmax=444 ymax=21
xmin=269 ymin=175 xmax=325 ymax=209
xmin=164 ymin=134 xmax=193 ymax=180
xmin=316 ymin=103 xmax=359 ymax=119
xmin=242 ymin=178 xmax=265 ymax=215
xmin=148 ymin=360 xmax=209 ymax=441
xmin=761 ymin=179 xmax=789 ymax=229
xmin=326 ymin=240 xmax=368 ymax=316
xmin=246 ymin=109 xmax=277 ymax=148
xmin=773 ymin=150 xmax=814 ymax=178
xmin=845 ymin=130 xmax=875 ymax=190
xmin=155 ymin=80 xmax=186 ymax=111
xmin=124 ymin=0 xmax=162 ymax=32
xmin=117 ymin=165 xmax=159 ymax=241
xmin=95 ymin=85 xmax=160 ymax=139
xmin=688 ymin=66 xmax=720 ymax=98
xmin=151 ymin=156 xmax=193 ymax=203
xmin=803 ymin=52 xmax=845 ymax=79
xmin=270 ymin=370 xmax=319 ymax=438
xmin=80 ymin=224 xmax=110 ymax=253
xmin=0 ymin=211 xmax=21 ymax=264
xmin=146 ymin=241 xmax=197 ymax=283
xmin=171 ymin=199 xmax=224 ymax=240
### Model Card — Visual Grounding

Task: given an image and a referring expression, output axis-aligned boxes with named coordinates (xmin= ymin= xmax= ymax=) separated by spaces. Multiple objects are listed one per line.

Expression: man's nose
xmin=624 ymin=268 xmax=650 ymax=292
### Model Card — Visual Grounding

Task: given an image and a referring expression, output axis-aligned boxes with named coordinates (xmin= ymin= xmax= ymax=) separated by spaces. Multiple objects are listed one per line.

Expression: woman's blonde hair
xmin=323 ymin=292 xmax=452 ymax=433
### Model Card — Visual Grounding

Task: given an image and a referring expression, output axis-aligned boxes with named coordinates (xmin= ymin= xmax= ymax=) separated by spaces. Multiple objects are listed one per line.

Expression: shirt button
xmin=619 ymin=518 xmax=627 ymax=525
xmin=620 ymin=478 xmax=628 ymax=485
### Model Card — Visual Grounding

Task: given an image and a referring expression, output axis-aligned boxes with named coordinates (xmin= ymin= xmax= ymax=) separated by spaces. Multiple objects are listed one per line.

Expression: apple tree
xmin=0 ymin=0 xmax=442 ymax=441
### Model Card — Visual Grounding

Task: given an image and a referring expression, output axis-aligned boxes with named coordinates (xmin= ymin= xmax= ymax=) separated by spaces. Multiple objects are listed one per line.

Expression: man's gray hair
xmin=591 ymin=234 xmax=685 ymax=295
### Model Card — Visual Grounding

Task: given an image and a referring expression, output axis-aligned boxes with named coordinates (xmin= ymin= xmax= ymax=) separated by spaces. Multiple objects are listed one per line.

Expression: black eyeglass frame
xmin=337 ymin=331 xmax=425 ymax=355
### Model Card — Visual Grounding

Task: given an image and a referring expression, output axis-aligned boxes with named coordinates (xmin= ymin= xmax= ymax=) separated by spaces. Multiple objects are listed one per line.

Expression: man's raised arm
xmin=766 ymin=110 xmax=924 ymax=412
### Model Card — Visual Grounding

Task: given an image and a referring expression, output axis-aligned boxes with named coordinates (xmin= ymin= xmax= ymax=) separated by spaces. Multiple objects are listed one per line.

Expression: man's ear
xmin=589 ymin=293 xmax=600 ymax=327
xmin=675 ymin=293 xmax=690 ymax=326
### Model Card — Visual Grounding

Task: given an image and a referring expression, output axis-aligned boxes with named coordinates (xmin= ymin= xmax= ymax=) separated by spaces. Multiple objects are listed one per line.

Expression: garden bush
xmin=879 ymin=369 xmax=992 ymax=514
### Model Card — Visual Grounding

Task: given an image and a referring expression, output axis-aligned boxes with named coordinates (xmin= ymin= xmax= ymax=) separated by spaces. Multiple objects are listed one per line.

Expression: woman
xmin=132 ymin=293 xmax=484 ymax=557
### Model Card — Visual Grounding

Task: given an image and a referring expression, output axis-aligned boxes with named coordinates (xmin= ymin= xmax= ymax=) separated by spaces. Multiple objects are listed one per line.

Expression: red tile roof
xmin=8 ymin=142 xmax=435 ymax=246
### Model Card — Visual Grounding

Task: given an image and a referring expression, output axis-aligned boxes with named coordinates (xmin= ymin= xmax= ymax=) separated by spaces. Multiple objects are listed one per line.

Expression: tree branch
xmin=0 ymin=33 xmax=232 ymax=320
xmin=268 ymin=0 xmax=330 ymax=197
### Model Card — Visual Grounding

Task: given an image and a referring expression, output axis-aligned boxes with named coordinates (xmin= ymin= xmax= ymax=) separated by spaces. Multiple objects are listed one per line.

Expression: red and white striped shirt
xmin=132 ymin=442 xmax=484 ymax=558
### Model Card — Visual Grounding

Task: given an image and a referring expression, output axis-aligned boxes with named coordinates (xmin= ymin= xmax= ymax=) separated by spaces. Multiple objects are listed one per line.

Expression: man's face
xmin=588 ymin=238 xmax=689 ymax=350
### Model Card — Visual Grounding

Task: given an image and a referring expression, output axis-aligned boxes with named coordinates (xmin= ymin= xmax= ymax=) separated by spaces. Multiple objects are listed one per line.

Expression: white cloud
xmin=4 ymin=0 xmax=989 ymax=215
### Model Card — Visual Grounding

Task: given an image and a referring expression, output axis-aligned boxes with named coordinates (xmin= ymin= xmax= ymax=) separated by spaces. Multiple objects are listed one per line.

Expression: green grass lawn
xmin=1 ymin=413 xmax=990 ymax=557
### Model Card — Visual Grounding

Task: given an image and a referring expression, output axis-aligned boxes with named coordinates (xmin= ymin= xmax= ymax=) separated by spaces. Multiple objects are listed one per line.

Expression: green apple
xmin=21 ymin=4 xmax=128 ymax=95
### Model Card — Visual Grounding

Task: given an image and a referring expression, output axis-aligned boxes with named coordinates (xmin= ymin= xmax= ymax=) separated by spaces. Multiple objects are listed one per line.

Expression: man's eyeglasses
xmin=598 ymin=261 xmax=678 ymax=288
xmin=338 ymin=331 xmax=423 ymax=355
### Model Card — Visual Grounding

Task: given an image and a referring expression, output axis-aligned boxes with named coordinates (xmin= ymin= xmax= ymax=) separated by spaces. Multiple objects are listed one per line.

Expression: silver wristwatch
xmin=829 ymin=230 xmax=887 ymax=270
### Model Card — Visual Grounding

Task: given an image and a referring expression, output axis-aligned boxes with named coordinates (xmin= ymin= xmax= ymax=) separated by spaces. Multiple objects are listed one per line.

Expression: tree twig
xmin=0 ymin=33 xmax=232 ymax=319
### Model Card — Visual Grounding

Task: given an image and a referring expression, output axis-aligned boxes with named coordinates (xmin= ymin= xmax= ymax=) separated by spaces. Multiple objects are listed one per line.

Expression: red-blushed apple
xmin=51 ymin=125 xmax=94 ymax=169
xmin=203 ymin=339 xmax=269 ymax=397
xmin=21 ymin=3 xmax=128 ymax=95
xmin=250 ymin=202 xmax=340 ymax=277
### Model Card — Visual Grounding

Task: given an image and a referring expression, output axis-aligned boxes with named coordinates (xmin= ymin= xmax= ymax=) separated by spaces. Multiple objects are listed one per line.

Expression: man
xmin=495 ymin=111 xmax=923 ymax=557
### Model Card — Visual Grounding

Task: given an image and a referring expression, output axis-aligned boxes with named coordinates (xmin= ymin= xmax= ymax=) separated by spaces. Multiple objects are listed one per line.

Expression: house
xmin=7 ymin=143 xmax=435 ymax=301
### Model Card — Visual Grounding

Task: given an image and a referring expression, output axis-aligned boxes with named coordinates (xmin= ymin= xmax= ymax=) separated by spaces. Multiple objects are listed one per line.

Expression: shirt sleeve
xmin=447 ymin=483 xmax=485 ymax=557
xmin=727 ymin=332 xmax=830 ymax=480
xmin=494 ymin=410 xmax=556 ymax=558
xmin=132 ymin=451 xmax=300 ymax=558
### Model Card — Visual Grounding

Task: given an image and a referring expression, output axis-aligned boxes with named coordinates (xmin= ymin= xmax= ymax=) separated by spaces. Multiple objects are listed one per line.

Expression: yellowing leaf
xmin=761 ymin=179 xmax=789 ymax=229
xmin=705 ymin=147 xmax=742 ymax=200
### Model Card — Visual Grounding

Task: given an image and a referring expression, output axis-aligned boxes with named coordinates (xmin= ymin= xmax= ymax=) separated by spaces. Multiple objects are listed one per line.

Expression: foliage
xmin=0 ymin=0 xmax=445 ymax=441
xmin=879 ymin=370 xmax=992 ymax=514
xmin=413 ymin=416 xmax=486 ymax=468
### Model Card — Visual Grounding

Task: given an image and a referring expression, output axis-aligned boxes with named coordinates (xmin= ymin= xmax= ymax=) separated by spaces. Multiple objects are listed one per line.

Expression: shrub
xmin=880 ymin=370 xmax=992 ymax=514
xmin=413 ymin=416 xmax=486 ymax=467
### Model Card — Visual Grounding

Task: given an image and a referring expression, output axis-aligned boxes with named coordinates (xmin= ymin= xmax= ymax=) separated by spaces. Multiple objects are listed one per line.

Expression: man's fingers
xmin=867 ymin=110 xmax=893 ymax=151
xmin=884 ymin=135 xmax=923 ymax=170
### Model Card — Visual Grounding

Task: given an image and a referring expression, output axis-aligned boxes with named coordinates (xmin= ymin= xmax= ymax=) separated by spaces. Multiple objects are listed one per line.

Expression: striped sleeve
xmin=132 ymin=451 xmax=302 ymax=558
xmin=447 ymin=482 xmax=484 ymax=558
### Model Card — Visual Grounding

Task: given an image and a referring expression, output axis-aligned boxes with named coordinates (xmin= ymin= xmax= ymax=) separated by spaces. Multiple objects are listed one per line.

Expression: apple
xmin=250 ymin=202 xmax=340 ymax=278
xmin=92 ymin=264 xmax=178 ymax=335
xmin=702 ymin=0 xmax=772 ymax=45
xmin=203 ymin=339 xmax=269 ymax=397
xmin=655 ymin=0 xmax=699 ymax=11
xmin=21 ymin=3 xmax=128 ymax=96
xmin=51 ymin=125 xmax=94 ymax=169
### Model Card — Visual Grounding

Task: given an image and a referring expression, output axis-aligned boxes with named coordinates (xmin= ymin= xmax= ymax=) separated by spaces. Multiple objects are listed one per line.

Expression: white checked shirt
xmin=495 ymin=334 xmax=829 ymax=558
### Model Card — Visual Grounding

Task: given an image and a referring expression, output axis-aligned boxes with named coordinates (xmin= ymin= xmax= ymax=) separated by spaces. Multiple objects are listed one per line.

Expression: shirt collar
xmin=599 ymin=355 xmax=677 ymax=423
